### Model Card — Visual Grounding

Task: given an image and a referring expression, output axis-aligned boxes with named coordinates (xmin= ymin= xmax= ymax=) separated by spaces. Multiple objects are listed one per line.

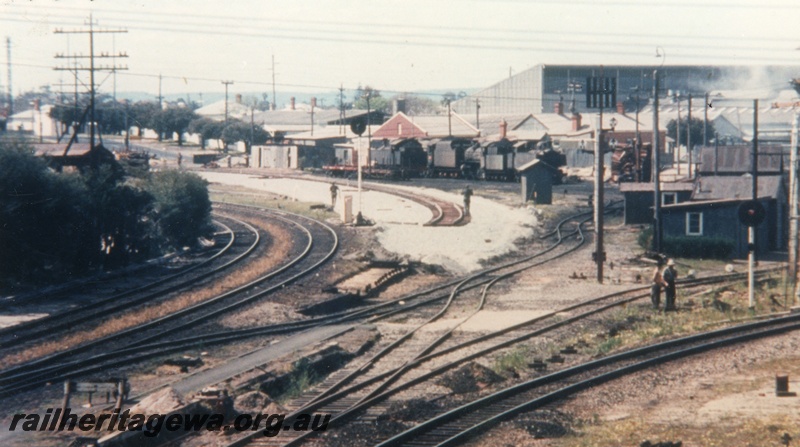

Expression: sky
xmin=1 ymin=0 xmax=799 ymax=106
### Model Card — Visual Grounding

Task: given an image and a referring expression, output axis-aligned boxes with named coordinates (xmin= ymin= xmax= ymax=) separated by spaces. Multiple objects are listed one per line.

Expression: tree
xmin=441 ymin=92 xmax=457 ymax=106
xmin=150 ymin=107 xmax=198 ymax=145
xmin=353 ymin=86 xmax=390 ymax=114
xmin=129 ymin=101 xmax=161 ymax=137
xmin=94 ymin=100 xmax=128 ymax=135
xmin=188 ymin=117 xmax=222 ymax=150
xmin=0 ymin=141 xmax=155 ymax=286
xmin=219 ymin=119 xmax=270 ymax=153
xmin=666 ymin=117 xmax=716 ymax=148
xmin=145 ymin=170 xmax=213 ymax=248
xmin=399 ymin=94 xmax=439 ymax=115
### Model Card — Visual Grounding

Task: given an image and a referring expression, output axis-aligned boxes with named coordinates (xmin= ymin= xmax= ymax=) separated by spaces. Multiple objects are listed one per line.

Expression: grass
xmin=570 ymin=272 xmax=792 ymax=361
xmin=493 ymin=346 xmax=530 ymax=375
xmin=272 ymin=358 xmax=320 ymax=404
xmin=559 ymin=415 xmax=799 ymax=447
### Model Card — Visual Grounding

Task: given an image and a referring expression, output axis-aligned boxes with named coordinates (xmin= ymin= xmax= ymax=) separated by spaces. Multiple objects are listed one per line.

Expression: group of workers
xmin=651 ymin=258 xmax=679 ymax=312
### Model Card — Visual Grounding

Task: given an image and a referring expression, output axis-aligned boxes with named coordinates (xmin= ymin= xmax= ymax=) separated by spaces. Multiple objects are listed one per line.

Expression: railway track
xmin=220 ymin=206 xmax=598 ymax=447
xmin=0 ymin=214 xmax=248 ymax=350
xmin=279 ymin=173 xmax=466 ymax=226
xmin=12 ymin=204 xmax=599 ymax=396
xmin=214 ymin=204 xmax=785 ymax=447
xmin=0 ymin=204 xmax=339 ymax=398
xmin=240 ymin=266 xmax=781 ymax=447
xmin=376 ymin=312 xmax=800 ymax=447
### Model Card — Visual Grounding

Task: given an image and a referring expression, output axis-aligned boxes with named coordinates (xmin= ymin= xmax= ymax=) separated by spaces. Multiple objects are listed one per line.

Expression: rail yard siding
xmin=199 ymin=173 xmax=537 ymax=273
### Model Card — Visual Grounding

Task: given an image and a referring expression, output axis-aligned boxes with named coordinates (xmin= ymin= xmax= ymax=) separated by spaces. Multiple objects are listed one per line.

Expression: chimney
xmin=235 ymin=94 xmax=242 ymax=104
xmin=499 ymin=119 xmax=508 ymax=139
xmin=290 ymin=97 xmax=295 ymax=110
xmin=571 ymin=113 xmax=582 ymax=131
xmin=616 ymin=101 xmax=625 ymax=115
xmin=554 ymin=101 xmax=564 ymax=115
xmin=311 ymin=97 xmax=317 ymax=108
xmin=393 ymin=98 xmax=406 ymax=115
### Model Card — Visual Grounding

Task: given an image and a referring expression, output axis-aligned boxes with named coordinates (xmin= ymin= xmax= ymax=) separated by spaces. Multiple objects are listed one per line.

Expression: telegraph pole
xmin=687 ymin=94 xmax=693 ymax=179
xmin=790 ymin=113 xmax=799 ymax=302
xmin=652 ymin=70 xmax=662 ymax=253
xmin=54 ymin=15 xmax=128 ymax=150
xmin=271 ymin=55 xmax=277 ymax=110
xmin=221 ymin=80 xmax=233 ymax=124
xmin=634 ymin=90 xmax=641 ymax=182
xmin=703 ymin=92 xmax=709 ymax=147
xmin=339 ymin=84 xmax=345 ymax=135
xmin=676 ymin=93 xmax=681 ymax=176
xmin=6 ymin=37 xmax=11 ymax=116
xmin=749 ymin=99 xmax=759 ymax=309
xmin=475 ymin=98 xmax=481 ymax=130
xmin=157 ymin=73 xmax=163 ymax=107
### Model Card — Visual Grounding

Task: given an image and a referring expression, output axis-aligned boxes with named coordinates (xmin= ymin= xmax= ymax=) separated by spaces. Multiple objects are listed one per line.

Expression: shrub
xmin=145 ymin=170 xmax=213 ymax=248
xmin=637 ymin=225 xmax=653 ymax=250
xmin=662 ymin=236 xmax=733 ymax=259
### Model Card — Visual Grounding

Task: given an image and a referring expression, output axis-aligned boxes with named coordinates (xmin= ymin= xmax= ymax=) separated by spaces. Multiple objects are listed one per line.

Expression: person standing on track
xmin=330 ymin=183 xmax=339 ymax=208
xmin=650 ymin=258 xmax=664 ymax=310
xmin=462 ymin=185 xmax=474 ymax=215
xmin=662 ymin=258 xmax=678 ymax=312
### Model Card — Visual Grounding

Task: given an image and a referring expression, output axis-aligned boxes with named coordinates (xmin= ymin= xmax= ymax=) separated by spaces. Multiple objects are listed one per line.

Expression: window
xmin=686 ymin=212 xmax=703 ymax=236
xmin=662 ymin=192 xmax=677 ymax=206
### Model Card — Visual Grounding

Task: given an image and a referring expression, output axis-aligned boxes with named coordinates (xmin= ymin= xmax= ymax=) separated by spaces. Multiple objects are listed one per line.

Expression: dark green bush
xmin=662 ymin=236 xmax=733 ymax=259
xmin=637 ymin=226 xmax=653 ymax=250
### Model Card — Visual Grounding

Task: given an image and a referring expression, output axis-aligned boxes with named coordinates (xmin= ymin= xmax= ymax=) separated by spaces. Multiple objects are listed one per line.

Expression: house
xmin=619 ymin=181 xmax=695 ymax=225
xmin=6 ymin=104 xmax=60 ymax=139
xmin=371 ymin=111 xmax=480 ymax=140
xmin=660 ymin=175 xmax=787 ymax=258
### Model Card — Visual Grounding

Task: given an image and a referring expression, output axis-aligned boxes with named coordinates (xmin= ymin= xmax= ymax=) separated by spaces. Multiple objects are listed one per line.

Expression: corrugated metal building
xmin=452 ymin=64 xmax=800 ymax=116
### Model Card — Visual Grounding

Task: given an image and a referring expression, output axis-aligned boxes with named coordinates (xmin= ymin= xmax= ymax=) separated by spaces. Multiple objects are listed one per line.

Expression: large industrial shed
xmin=451 ymin=64 xmax=800 ymax=116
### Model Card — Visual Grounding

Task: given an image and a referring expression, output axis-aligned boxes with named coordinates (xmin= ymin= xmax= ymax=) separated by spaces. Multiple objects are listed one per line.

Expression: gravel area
xmin=199 ymin=171 xmax=539 ymax=274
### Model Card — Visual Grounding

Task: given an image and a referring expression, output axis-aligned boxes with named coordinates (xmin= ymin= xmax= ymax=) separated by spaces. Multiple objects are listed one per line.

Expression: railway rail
xmin=220 ymin=206 xmax=603 ymax=447
xmin=214 ymin=203 xmax=785 ymax=447
xmin=0 ymin=215 xmax=247 ymax=350
xmin=377 ymin=312 xmax=800 ymax=447
xmin=238 ymin=267 xmax=782 ymax=447
xmin=279 ymin=173 xmax=466 ymax=226
xmin=0 ymin=204 xmax=338 ymax=398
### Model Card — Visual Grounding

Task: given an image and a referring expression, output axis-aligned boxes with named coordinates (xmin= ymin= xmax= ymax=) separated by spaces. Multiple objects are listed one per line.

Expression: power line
xmin=7 ymin=3 xmax=800 ymax=45
xmin=1 ymin=12 xmax=796 ymax=60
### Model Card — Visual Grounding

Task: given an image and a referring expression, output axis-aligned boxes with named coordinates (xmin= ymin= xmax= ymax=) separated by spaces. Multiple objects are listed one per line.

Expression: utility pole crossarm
xmin=53 ymin=16 xmax=128 ymax=151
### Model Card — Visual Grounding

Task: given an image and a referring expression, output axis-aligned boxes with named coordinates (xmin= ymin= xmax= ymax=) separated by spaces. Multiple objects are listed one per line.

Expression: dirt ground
xmin=3 ymin=168 xmax=797 ymax=447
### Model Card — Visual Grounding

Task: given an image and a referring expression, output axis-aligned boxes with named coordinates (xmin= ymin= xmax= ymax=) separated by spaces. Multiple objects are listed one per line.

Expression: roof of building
xmin=33 ymin=143 xmax=94 ymax=157
xmin=619 ymin=181 xmax=695 ymax=193
xmin=194 ymin=100 xmax=252 ymax=121
xmin=697 ymin=145 xmax=786 ymax=174
xmin=692 ymin=175 xmax=784 ymax=201
xmin=285 ymin=125 xmax=380 ymax=141
xmin=516 ymin=159 xmax=559 ymax=172
xmin=464 ymin=114 xmax=531 ymax=136
xmin=660 ymin=198 xmax=750 ymax=210
xmin=373 ymin=111 xmax=479 ymax=139
xmin=253 ymin=109 xmax=370 ymax=126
